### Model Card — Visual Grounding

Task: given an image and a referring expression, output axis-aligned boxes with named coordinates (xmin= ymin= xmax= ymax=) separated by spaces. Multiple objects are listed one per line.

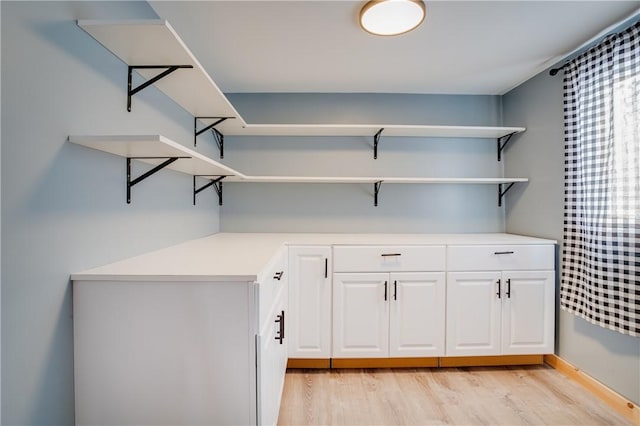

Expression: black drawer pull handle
xmin=273 ymin=271 xmax=284 ymax=280
xmin=381 ymin=253 xmax=402 ymax=257
xmin=494 ymin=251 xmax=515 ymax=255
xmin=496 ymin=279 xmax=501 ymax=299
xmin=324 ymin=258 xmax=328 ymax=279
xmin=275 ymin=310 xmax=285 ymax=344
xmin=506 ymin=278 xmax=511 ymax=298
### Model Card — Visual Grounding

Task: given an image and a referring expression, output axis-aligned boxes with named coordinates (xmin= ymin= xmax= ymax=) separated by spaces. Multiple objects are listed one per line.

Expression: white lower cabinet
xmin=74 ymin=249 xmax=289 ymax=426
xmin=288 ymin=246 xmax=332 ymax=358
xmin=333 ymin=272 xmax=445 ymax=358
xmin=446 ymin=244 xmax=555 ymax=357
xmin=73 ymin=236 xmax=557 ymax=426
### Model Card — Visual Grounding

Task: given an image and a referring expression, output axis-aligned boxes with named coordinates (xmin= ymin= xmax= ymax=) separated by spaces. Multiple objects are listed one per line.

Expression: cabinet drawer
xmin=333 ymin=246 xmax=446 ymax=272
xmin=259 ymin=247 xmax=288 ymax=328
xmin=447 ymin=245 xmax=554 ymax=271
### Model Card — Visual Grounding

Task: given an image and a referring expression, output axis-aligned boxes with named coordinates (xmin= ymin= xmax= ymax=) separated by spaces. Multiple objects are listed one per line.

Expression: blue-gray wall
xmin=221 ymin=93 xmax=507 ymax=232
xmin=503 ymin=68 xmax=640 ymax=404
xmin=3 ymin=1 xmax=638 ymax=424
xmin=1 ymin=2 xmax=221 ymax=423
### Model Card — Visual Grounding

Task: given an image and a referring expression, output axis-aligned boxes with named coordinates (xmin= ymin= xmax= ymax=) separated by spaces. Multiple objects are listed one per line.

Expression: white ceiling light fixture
xmin=360 ymin=0 xmax=426 ymax=36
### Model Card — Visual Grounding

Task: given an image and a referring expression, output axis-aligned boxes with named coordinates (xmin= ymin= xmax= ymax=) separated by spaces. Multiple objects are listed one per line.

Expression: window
xmin=610 ymin=75 xmax=640 ymax=221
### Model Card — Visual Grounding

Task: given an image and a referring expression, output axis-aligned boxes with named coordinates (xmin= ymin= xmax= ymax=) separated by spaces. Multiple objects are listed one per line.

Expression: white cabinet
xmin=288 ymin=246 xmax=332 ymax=359
xmin=73 ymin=248 xmax=288 ymax=426
xmin=333 ymin=271 xmax=445 ymax=358
xmin=332 ymin=245 xmax=446 ymax=359
xmin=333 ymin=246 xmax=445 ymax=358
xmin=446 ymin=245 xmax=555 ymax=357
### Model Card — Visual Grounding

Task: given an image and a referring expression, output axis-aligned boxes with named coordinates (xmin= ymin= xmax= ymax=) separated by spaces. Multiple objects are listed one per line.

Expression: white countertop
xmin=71 ymin=232 xmax=556 ymax=282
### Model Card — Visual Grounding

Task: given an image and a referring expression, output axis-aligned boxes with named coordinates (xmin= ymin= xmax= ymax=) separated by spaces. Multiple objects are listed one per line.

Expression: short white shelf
xmin=68 ymin=134 xmax=242 ymax=177
xmin=77 ymin=19 xmax=246 ymax=133
xmin=69 ymin=134 xmax=244 ymax=205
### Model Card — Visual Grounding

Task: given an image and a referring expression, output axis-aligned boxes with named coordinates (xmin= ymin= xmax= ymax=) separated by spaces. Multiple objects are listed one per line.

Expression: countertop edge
xmin=71 ymin=233 xmax=558 ymax=280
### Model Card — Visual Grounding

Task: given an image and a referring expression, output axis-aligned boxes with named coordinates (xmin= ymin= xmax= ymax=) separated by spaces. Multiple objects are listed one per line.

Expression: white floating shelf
xmin=69 ymin=135 xmax=527 ymax=206
xmin=232 ymin=124 xmax=525 ymax=138
xmin=68 ymin=135 xmax=243 ymax=178
xmin=226 ymin=176 xmax=528 ymax=184
xmin=77 ymin=20 xmax=525 ymax=143
xmin=73 ymin=17 xmax=529 ymax=204
xmin=77 ymin=19 xmax=246 ymax=131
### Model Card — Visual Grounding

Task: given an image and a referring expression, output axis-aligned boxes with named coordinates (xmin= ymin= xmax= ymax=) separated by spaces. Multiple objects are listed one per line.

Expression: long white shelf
xmin=68 ymin=134 xmax=526 ymax=206
xmin=226 ymin=176 xmax=527 ymax=184
xmin=69 ymin=134 xmax=527 ymax=185
xmin=232 ymin=124 xmax=525 ymax=138
xmin=76 ymin=20 xmax=525 ymax=142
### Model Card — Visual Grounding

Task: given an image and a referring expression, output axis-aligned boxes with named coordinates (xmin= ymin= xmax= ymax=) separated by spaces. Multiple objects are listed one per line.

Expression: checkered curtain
xmin=560 ymin=21 xmax=640 ymax=337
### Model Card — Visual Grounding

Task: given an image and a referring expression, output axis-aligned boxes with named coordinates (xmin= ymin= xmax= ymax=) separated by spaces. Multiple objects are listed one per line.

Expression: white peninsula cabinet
xmin=332 ymin=246 xmax=446 ymax=359
xmin=73 ymin=244 xmax=289 ymax=426
xmin=445 ymin=244 xmax=555 ymax=357
xmin=288 ymin=246 xmax=332 ymax=360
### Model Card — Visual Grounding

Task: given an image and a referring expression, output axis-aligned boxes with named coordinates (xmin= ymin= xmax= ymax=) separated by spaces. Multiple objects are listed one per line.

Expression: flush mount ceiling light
xmin=360 ymin=0 xmax=426 ymax=36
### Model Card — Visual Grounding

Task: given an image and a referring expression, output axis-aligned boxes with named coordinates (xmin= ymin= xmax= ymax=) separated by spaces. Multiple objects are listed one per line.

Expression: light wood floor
xmin=278 ymin=365 xmax=634 ymax=425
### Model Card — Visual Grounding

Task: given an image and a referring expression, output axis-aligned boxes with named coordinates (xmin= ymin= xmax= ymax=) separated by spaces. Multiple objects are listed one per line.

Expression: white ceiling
xmin=149 ymin=1 xmax=640 ymax=95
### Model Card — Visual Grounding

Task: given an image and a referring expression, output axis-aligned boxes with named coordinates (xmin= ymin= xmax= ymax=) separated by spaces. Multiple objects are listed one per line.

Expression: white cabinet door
xmin=502 ymin=270 xmax=555 ymax=355
xmin=288 ymin=246 xmax=331 ymax=358
xmin=446 ymin=271 xmax=502 ymax=356
xmin=333 ymin=273 xmax=389 ymax=358
xmin=389 ymin=272 xmax=445 ymax=357
xmin=257 ymin=286 xmax=288 ymax=426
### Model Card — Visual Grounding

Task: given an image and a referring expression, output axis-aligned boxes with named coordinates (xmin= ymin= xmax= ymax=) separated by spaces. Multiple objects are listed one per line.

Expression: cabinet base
xmin=332 ymin=357 xmax=439 ymax=369
xmin=287 ymin=355 xmax=545 ymax=369
xmin=287 ymin=359 xmax=331 ymax=369
xmin=439 ymin=355 xmax=543 ymax=367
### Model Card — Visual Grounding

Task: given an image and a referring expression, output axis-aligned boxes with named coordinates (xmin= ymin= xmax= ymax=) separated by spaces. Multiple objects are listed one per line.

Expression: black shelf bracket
xmin=373 ymin=128 xmax=384 ymax=159
xmin=212 ymin=128 xmax=224 ymax=159
xmin=126 ymin=156 xmax=188 ymax=204
xmin=194 ymin=117 xmax=234 ymax=158
xmin=127 ymin=65 xmax=193 ymax=112
xmin=374 ymin=180 xmax=383 ymax=206
xmin=497 ymin=132 xmax=517 ymax=161
xmin=498 ymin=182 xmax=516 ymax=207
xmin=193 ymin=175 xmax=227 ymax=206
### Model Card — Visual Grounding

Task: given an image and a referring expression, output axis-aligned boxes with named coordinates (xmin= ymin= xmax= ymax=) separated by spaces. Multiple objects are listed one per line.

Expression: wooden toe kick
xmin=288 ymin=355 xmax=545 ymax=370
xmin=287 ymin=358 xmax=331 ymax=369
xmin=439 ymin=355 xmax=544 ymax=367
